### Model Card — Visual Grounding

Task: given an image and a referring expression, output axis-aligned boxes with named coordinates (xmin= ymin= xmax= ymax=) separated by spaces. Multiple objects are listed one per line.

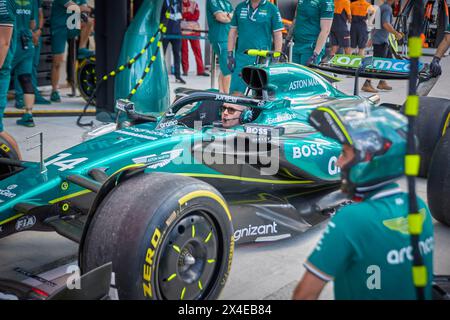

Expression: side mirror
xmin=115 ymin=99 xmax=135 ymax=114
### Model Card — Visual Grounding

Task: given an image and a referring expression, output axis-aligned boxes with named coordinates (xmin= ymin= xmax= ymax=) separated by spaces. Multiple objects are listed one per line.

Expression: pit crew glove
xmin=306 ymin=52 xmax=319 ymax=67
xmin=227 ymin=51 xmax=236 ymax=73
xmin=430 ymin=56 xmax=442 ymax=77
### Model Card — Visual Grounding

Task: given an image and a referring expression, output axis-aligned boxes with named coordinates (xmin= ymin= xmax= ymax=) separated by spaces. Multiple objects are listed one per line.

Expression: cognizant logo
xmin=234 ymin=222 xmax=278 ymax=241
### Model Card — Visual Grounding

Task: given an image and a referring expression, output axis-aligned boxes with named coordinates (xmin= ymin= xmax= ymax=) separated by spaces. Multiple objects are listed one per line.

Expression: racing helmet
xmin=308 ymin=101 xmax=408 ymax=194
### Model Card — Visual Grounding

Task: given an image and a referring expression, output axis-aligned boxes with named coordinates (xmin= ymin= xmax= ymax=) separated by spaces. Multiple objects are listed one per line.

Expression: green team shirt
xmin=15 ymin=0 xmax=35 ymax=39
xmin=50 ymin=0 xmax=86 ymax=30
xmin=0 ymin=0 xmax=17 ymax=73
xmin=207 ymin=0 xmax=233 ymax=43
xmin=293 ymin=0 xmax=334 ymax=44
xmin=305 ymin=183 xmax=434 ymax=300
xmin=230 ymin=0 xmax=284 ymax=53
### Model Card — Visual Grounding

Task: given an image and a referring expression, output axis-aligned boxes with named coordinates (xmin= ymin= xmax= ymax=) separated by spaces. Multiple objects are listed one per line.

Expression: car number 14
xmin=45 ymin=153 xmax=88 ymax=172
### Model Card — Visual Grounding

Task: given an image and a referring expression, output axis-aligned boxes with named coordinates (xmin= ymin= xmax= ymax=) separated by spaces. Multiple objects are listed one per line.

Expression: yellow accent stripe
xmin=405 ymin=154 xmax=420 ymax=176
xmin=173 ymin=245 xmax=181 ymax=253
xmin=192 ymin=225 xmax=196 ymax=238
xmin=408 ymin=213 xmax=423 ymax=235
xmin=111 ymin=163 xmax=146 ymax=176
xmin=442 ymin=113 xmax=450 ymax=136
xmin=180 ymin=287 xmax=186 ymax=300
xmin=317 ymin=107 xmax=353 ymax=145
xmin=198 ymin=281 xmax=203 ymax=290
xmin=49 ymin=189 xmax=92 ymax=204
xmin=412 ymin=265 xmax=427 ymax=287
xmin=167 ymin=273 xmax=177 ymax=282
xmin=207 ymin=259 xmax=215 ymax=264
xmin=0 ymin=213 xmax=24 ymax=226
xmin=204 ymin=231 xmax=212 ymax=243
xmin=405 ymin=95 xmax=419 ymax=117
xmin=178 ymin=173 xmax=313 ymax=185
xmin=178 ymin=190 xmax=232 ymax=221
xmin=409 ymin=37 xmax=422 ymax=58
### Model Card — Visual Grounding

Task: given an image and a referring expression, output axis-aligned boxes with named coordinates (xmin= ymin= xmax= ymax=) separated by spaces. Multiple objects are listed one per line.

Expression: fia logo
xmin=15 ymin=215 xmax=36 ymax=231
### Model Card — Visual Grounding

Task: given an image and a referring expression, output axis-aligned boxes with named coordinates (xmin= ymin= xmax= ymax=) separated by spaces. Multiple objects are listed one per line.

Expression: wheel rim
xmin=78 ymin=60 xmax=97 ymax=102
xmin=156 ymin=211 xmax=221 ymax=300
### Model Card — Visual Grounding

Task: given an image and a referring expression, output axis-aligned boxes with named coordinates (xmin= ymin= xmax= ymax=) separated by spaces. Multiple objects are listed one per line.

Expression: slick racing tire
xmin=82 ymin=173 xmax=234 ymax=300
xmin=404 ymin=97 xmax=450 ymax=177
xmin=0 ymin=136 xmax=20 ymax=180
xmin=427 ymin=129 xmax=450 ymax=227
xmin=77 ymin=57 xmax=96 ymax=105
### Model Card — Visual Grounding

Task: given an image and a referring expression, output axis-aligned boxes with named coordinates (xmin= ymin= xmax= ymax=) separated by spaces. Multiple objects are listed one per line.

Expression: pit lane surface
xmin=0 ymin=56 xmax=449 ymax=299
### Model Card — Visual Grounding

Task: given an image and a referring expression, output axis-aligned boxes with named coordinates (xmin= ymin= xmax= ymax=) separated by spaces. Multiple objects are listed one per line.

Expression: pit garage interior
xmin=0 ymin=0 xmax=449 ymax=300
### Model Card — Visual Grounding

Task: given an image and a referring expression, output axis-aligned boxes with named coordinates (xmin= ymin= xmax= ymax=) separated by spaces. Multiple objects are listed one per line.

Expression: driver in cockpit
xmin=220 ymin=92 xmax=253 ymax=129
xmin=221 ymin=103 xmax=248 ymax=128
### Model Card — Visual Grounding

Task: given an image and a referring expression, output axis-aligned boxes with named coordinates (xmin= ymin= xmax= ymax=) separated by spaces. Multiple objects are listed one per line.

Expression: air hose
xmin=76 ymin=19 xmax=168 ymax=127
xmin=404 ymin=1 xmax=426 ymax=300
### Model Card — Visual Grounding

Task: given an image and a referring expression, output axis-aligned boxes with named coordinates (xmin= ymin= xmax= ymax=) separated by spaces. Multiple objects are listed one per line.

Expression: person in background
xmin=227 ymin=0 xmax=284 ymax=94
xmin=330 ymin=0 xmax=352 ymax=56
xmin=0 ymin=0 xmax=21 ymax=156
xmin=14 ymin=0 xmax=50 ymax=109
xmin=162 ymin=0 xmax=186 ymax=84
xmin=290 ymin=0 xmax=334 ymax=66
xmin=11 ymin=0 xmax=37 ymax=127
xmin=50 ymin=0 xmax=94 ymax=102
xmin=206 ymin=0 xmax=233 ymax=93
xmin=181 ymin=0 xmax=209 ymax=77
xmin=361 ymin=0 xmax=402 ymax=92
xmin=429 ymin=23 xmax=450 ymax=77
xmin=350 ymin=0 xmax=376 ymax=56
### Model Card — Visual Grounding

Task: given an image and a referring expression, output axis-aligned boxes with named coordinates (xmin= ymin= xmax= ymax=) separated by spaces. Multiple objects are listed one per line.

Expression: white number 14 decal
xmin=45 ymin=153 xmax=88 ymax=172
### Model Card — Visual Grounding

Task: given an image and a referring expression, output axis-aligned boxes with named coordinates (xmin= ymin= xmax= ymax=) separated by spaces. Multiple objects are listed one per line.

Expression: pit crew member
xmin=330 ymin=0 xmax=352 ymax=56
xmin=361 ymin=0 xmax=402 ymax=93
xmin=292 ymin=108 xmax=434 ymax=300
xmin=227 ymin=0 xmax=283 ymax=94
xmin=50 ymin=0 xmax=94 ymax=102
xmin=0 ymin=0 xmax=21 ymax=156
xmin=206 ymin=0 xmax=234 ymax=93
xmin=429 ymin=23 xmax=450 ymax=77
xmin=290 ymin=0 xmax=334 ymax=66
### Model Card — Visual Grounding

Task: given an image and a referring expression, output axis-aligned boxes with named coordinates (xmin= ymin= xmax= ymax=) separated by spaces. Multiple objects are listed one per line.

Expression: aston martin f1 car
xmin=0 ymin=54 xmax=449 ymax=300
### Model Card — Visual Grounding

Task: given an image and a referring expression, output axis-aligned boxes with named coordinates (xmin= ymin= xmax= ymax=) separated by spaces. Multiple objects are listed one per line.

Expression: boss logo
xmin=292 ymin=144 xmax=324 ymax=158
xmin=246 ymin=126 xmax=269 ymax=135
xmin=15 ymin=215 xmax=36 ymax=231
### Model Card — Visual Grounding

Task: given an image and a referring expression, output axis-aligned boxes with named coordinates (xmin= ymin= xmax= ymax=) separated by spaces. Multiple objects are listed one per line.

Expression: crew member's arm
xmin=434 ymin=33 xmax=450 ymax=59
xmin=0 ymin=25 xmax=13 ymax=68
xmin=313 ymin=0 xmax=334 ymax=55
xmin=227 ymin=9 xmax=239 ymax=72
xmin=430 ymin=32 xmax=450 ymax=76
xmin=0 ymin=0 xmax=14 ymax=69
xmin=381 ymin=8 xmax=402 ymax=40
xmin=209 ymin=0 xmax=232 ymax=24
xmin=345 ymin=0 xmax=352 ymax=23
xmin=271 ymin=7 xmax=284 ymax=52
xmin=313 ymin=19 xmax=333 ymax=55
xmin=285 ymin=6 xmax=297 ymax=41
xmin=292 ymin=270 xmax=327 ymax=300
xmin=273 ymin=31 xmax=283 ymax=52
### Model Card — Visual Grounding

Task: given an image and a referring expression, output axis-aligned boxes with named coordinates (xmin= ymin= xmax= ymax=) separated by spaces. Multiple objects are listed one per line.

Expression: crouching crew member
xmin=292 ymin=106 xmax=434 ymax=299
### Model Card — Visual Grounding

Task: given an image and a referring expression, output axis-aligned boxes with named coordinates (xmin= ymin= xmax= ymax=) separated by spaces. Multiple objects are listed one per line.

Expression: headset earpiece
xmin=240 ymin=108 xmax=253 ymax=124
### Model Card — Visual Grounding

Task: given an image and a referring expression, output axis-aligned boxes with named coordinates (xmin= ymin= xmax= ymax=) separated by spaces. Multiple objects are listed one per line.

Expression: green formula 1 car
xmin=0 ymin=52 xmax=449 ymax=300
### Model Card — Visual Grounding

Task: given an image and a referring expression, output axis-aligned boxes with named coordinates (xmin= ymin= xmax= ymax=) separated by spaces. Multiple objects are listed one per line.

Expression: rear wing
xmin=311 ymin=54 xmax=438 ymax=96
